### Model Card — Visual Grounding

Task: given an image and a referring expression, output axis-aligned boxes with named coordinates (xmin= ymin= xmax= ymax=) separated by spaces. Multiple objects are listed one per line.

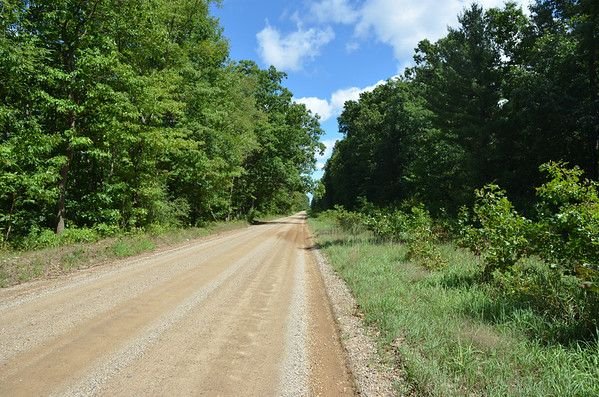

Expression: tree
xmin=1 ymin=0 xmax=321 ymax=245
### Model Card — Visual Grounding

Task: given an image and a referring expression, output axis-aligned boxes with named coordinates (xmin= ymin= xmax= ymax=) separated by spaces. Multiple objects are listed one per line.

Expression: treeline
xmin=315 ymin=0 xmax=598 ymax=214
xmin=324 ymin=162 xmax=598 ymax=341
xmin=313 ymin=0 xmax=599 ymax=343
xmin=1 ymin=0 xmax=321 ymax=246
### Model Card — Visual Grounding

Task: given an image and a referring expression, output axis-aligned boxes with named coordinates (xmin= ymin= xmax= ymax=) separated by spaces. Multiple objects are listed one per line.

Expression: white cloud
xmin=296 ymin=79 xmax=388 ymax=122
xmin=295 ymin=97 xmax=333 ymax=121
xmin=310 ymin=0 xmax=358 ymax=24
xmin=256 ymin=24 xmax=335 ymax=71
xmin=345 ymin=41 xmax=360 ymax=53
xmin=309 ymin=0 xmax=534 ymax=61
xmin=315 ymin=138 xmax=339 ymax=170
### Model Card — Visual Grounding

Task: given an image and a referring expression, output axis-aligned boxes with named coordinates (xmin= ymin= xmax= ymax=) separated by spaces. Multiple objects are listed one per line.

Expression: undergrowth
xmin=309 ymin=216 xmax=599 ymax=396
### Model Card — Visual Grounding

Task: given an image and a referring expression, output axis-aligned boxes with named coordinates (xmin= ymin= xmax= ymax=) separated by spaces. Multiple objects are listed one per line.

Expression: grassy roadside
xmin=0 ymin=220 xmax=250 ymax=288
xmin=309 ymin=217 xmax=599 ymax=397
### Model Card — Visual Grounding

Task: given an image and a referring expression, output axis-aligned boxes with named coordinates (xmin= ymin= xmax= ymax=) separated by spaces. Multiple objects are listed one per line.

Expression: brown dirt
xmin=0 ymin=213 xmax=354 ymax=396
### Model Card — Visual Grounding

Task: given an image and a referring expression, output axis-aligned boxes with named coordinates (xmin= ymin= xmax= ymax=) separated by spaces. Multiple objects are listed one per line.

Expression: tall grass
xmin=309 ymin=217 xmax=599 ymax=396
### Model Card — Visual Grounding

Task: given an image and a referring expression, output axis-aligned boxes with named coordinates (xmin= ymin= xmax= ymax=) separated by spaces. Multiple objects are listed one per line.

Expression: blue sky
xmin=211 ymin=0 xmax=533 ymax=180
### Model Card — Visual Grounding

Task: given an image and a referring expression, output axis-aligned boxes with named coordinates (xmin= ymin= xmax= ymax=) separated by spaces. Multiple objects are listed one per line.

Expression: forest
xmin=1 ymin=0 xmax=598 ymax=392
xmin=0 ymin=0 xmax=322 ymax=247
xmin=312 ymin=0 xmax=598 ymax=346
xmin=315 ymin=0 xmax=598 ymax=214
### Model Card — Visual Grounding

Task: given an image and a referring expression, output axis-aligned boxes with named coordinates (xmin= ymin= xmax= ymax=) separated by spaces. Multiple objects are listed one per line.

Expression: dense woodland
xmin=314 ymin=0 xmax=598 ymax=343
xmin=0 ymin=0 xmax=322 ymax=246
xmin=315 ymin=0 xmax=598 ymax=214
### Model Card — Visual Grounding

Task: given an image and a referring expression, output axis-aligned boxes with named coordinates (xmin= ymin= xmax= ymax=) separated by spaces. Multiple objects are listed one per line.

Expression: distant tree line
xmin=314 ymin=0 xmax=598 ymax=214
xmin=0 ymin=0 xmax=321 ymax=245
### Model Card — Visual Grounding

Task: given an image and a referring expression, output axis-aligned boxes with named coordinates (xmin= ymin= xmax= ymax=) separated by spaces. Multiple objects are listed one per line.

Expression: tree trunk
xmin=56 ymin=147 xmax=72 ymax=235
xmin=56 ymin=100 xmax=75 ymax=234
xmin=4 ymin=193 xmax=16 ymax=244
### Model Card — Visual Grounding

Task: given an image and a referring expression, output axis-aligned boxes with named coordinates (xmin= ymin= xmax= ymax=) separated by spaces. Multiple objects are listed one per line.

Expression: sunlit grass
xmin=309 ymin=217 xmax=599 ymax=396
xmin=0 ymin=220 xmax=249 ymax=287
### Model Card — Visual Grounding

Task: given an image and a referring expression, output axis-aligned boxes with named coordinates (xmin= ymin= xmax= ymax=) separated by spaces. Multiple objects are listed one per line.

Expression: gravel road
xmin=0 ymin=214 xmax=354 ymax=396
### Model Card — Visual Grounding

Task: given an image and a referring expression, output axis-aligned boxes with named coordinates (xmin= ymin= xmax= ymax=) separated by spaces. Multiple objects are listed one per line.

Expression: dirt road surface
xmin=0 ymin=214 xmax=354 ymax=396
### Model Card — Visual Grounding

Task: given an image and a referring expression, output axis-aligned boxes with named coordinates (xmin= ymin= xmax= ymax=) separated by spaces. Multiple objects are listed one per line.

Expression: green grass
xmin=309 ymin=217 xmax=599 ymax=396
xmin=111 ymin=238 xmax=156 ymax=257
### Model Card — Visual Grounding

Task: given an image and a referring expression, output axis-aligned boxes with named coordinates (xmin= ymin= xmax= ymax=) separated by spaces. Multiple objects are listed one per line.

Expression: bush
xmin=332 ymin=206 xmax=367 ymax=235
xmin=459 ymin=163 xmax=599 ymax=341
xmin=60 ymin=227 xmax=99 ymax=244
xmin=18 ymin=226 xmax=100 ymax=250
xmin=404 ymin=206 xmax=447 ymax=270
xmin=494 ymin=257 xmax=599 ymax=342
xmin=360 ymin=203 xmax=447 ymax=269
xmin=363 ymin=209 xmax=410 ymax=242
xmin=93 ymin=223 xmax=120 ymax=237
xmin=469 ymin=185 xmax=532 ymax=278
xmin=532 ymin=162 xmax=599 ymax=277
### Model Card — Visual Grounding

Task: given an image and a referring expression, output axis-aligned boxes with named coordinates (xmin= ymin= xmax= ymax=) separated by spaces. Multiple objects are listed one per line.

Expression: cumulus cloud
xmin=309 ymin=0 xmax=534 ymax=60
xmin=295 ymin=97 xmax=334 ymax=121
xmin=296 ymin=79 xmax=387 ymax=122
xmin=310 ymin=0 xmax=358 ymax=24
xmin=315 ymin=138 xmax=339 ymax=170
xmin=256 ymin=24 xmax=335 ymax=71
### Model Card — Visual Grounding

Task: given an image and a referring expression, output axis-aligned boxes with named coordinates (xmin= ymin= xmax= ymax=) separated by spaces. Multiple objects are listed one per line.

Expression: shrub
xmin=361 ymin=204 xmax=447 ymax=269
xmin=363 ymin=209 xmax=410 ymax=242
xmin=405 ymin=206 xmax=447 ymax=270
xmin=469 ymin=185 xmax=531 ymax=279
xmin=532 ymin=162 xmax=599 ymax=277
xmin=60 ymin=227 xmax=99 ymax=244
xmin=93 ymin=223 xmax=120 ymax=237
xmin=459 ymin=163 xmax=599 ymax=341
xmin=333 ymin=206 xmax=367 ymax=235
xmin=18 ymin=226 xmax=100 ymax=250
xmin=494 ymin=257 xmax=599 ymax=342
xmin=457 ymin=205 xmax=485 ymax=255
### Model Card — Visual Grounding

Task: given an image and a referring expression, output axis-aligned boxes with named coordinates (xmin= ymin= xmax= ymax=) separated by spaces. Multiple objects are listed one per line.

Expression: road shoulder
xmin=306 ymin=229 xmax=403 ymax=396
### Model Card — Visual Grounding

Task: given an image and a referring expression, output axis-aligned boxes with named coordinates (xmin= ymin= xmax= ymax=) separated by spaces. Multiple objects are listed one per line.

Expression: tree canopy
xmin=315 ymin=0 xmax=598 ymax=215
xmin=1 ymin=0 xmax=322 ymax=244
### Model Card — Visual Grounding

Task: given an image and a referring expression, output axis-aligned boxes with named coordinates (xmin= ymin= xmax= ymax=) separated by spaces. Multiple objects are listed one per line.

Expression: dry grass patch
xmin=0 ymin=221 xmax=249 ymax=288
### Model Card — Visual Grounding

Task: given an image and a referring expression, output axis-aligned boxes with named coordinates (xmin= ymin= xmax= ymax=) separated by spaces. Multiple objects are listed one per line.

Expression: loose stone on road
xmin=0 ymin=213 xmax=354 ymax=396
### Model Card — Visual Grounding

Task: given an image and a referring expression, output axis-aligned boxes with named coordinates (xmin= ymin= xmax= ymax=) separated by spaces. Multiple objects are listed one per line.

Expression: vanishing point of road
xmin=0 ymin=213 xmax=354 ymax=396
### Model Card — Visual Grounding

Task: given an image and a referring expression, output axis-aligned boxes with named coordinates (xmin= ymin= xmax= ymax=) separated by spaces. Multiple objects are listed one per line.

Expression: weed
xmin=309 ymin=216 xmax=599 ymax=396
xmin=111 ymin=238 xmax=155 ymax=257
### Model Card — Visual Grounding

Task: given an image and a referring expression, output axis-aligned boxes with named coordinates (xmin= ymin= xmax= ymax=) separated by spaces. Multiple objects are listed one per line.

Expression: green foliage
xmin=361 ymin=207 xmax=411 ymax=242
xmin=494 ymin=257 xmax=599 ymax=342
xmin=331 ymin=206 xmax=367 ymax=235
xmin=463 ymin=162 xmax=599 ymax=290
xmin=328 ymin=203 xmax=447 ymax=270
xmin=533 ymin=162 xmax=599 ymax=273
xmin=460 ymin=163 xmax=599 ymax=340
xmin=111 ymin=238 xmax=155 ymax=258
xmin=19 ymin=227 xmax=100 ymax=250
xmin=404 ymin=207 xmax=448 ymax=270
xmin=468 ymin=185 xmax=531 ymax=278
xmin=1 ymin=1 xmax=321 ymax=245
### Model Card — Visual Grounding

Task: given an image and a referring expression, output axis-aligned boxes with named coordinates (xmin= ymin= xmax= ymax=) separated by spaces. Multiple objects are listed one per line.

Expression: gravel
xmin=312 ymin=248 xmax=404 ymax=396
xmin=278 ymin=246 xmax=309 ymax=397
